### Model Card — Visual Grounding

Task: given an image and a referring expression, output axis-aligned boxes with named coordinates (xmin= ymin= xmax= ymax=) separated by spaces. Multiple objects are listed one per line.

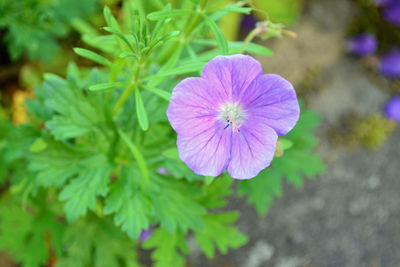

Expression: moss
xmin=329 ymin=113 xmax=396 ymax=149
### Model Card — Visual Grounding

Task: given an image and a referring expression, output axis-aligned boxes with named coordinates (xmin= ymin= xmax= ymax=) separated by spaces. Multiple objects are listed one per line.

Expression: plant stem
xmin=239 ymin=28 xmax=261 ymax=54
xmin=159 ymin=0 xmax=208 ymax=64
xmin=112 ymin=63 xmax=142 ymax=116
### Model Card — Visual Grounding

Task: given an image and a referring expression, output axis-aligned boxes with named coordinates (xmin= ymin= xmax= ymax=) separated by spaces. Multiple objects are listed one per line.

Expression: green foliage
xmin=0 ymin=1 xmax=325 ymax=266
xmin=238 ymin=106 xmax=325 ymax=215
xmin=143 ymin=228 xmax=188 ymax=267
xmin=195 ymin=212 xmax=248 ymax=258
xmin=0 ymin=0 xmax=100 ymax=61
xmin=56 ymin=218 xmax=141 ymax=267
xmin=0 ymin=196 xmax=64 ymax=267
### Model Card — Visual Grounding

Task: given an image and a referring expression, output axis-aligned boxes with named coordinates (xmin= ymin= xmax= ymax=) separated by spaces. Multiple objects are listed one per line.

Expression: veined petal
xmin=167 ymin=77 xmax=223 ymax=137
xmin=242 ymin=74 xmax=300 ymax=135
xmin=227 ymin=120 xmax=277 ymax=179
xmin=201 ymin=55 xmax=263 ymax=101
xmin=177 ymin=122 xmax=231 ymax=177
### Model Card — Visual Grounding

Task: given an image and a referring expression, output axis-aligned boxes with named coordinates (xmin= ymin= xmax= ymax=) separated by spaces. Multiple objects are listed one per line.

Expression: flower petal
xmin=177 ymin=122 xmax=231 ymax=176
xmin=242 ymin=74 xmax=300 ymax=135
xmin=167 ymin=77 xmax=223 ymax=137
xmin=201 ymin=54 xmax=263 ymax=101
xmin=227 ymin=120 xmax=278 ymax=179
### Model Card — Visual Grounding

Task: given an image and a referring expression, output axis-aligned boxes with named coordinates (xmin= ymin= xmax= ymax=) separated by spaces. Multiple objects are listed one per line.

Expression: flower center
xmin=219 ymin=102 xmax=246 ymax=132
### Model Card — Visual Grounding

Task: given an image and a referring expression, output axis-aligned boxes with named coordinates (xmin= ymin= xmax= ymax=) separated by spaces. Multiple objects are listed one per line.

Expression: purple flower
xmin=379 ymin=49 xmax=400 ymax=78
xmin=346 ymin=33 xmax=377 ymax=56
xmin=139 ymin=226 xmax=154 ymax=242
xmin=166 ymin=55 xmax=300 ymax=179
xmin=375 ymin=0 xmax=398 ymax=6
xmin=384 ymin=95 xmax=400 ymax=122
xmin=241 ymin=14 xmax=258 ymax=30
xmin=382 ymin=2 xmax=400 ymax=27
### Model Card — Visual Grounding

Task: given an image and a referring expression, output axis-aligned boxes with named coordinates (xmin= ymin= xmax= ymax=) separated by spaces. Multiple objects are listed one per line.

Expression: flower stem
xmin=239 ymin=28 xmax=261 ymax=54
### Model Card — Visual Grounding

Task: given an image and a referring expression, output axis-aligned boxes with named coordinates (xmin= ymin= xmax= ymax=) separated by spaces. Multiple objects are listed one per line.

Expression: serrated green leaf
xmin=29 ymin=140 xmax=108 ymax=188
xmin=152 ymin=186 xmax=205 ymax=233
xmin=104 ymin=169 xmax=152 ymax=239
xmin=135 ymin=89 xmax=149 ymax=131
xmin=198 ymin=175 xmax=233 ymax=209
xmin=195 ymin=212 xmax=248 ymax=258
xmin=203 ymin=15 xmax=229 ymax=55
xmin=57 ymin=219 xmax=141 ymax=267
xmin=143 ymin=228 xmax=188 ymax=267
xmin=74 ymin=48 xmax=113 ymax=67
xmin=147 ymin=9 xmax=194 ymax=20
xmin=238 ymin=169 xmax=283 ymax=216
xmin=59 ymin=165 xmax=113 ymax=221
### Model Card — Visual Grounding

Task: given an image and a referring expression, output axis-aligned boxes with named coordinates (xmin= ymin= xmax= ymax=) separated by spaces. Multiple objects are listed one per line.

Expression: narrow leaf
xmin=203 ymin=16 xmax=228 ymax=55
xmin=148 ymin=9 xmax=194 ymax=20
xmin=73 ymin=48 xmax=112 ymax=67
xmin=117 ymin=129 xmax=150 ymax=184
xmin=135 ymin=89 xmax=149 ymax=131
xmin=143 ymin=87 xmax=171 ymax=101
xmin=89 ymin=82 xmax=125 ymax=92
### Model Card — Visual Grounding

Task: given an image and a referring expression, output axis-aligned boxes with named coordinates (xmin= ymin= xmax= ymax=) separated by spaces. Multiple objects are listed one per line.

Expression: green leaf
xmin=89 ymin=82 xmax=125 ymax=92
xmin=59 ymin=165 xmax=113 ymax=221
xmin=147 ymin=9 xmax=194 ymax=20
xmin=203 ymin=15 xmax=229 ymax=55
xmin=104 ymin=170 xmax=152 ymax=239
xmin=135 ymin=89 xmax=149 ymax=131
xmin=143 ymin=87 xmax=171 ymax=101
xmin=198 ymin=175 xmax=233 ymax=209
xmin=29 ymin=139 xmax=108 ymax=188
xmin=103 ymin=6 xmax=120 ymax=31
xmin=210 ymin=5 xmax=251 ymax=14
xmin=162 ymin=147 xmax=179 ymax=160
xmin=238 ymin=169 xmax=283 ymax=216
xmin=279 ymin=138 xmax=294 ymax=150
xmin=195 ymin=212 xmax=248 ymax=258
xmin=117 ymin=129 xmax=150 ymax=183
xmin=103 ymin=26 xmax=135 ymax=52
xmin=143 ymin=228 xmax=188 ymax=267
xmin=0 ymin=201 xmax=65 ymax=267
xmin=57 ymin=219 xmax=141 ymax=267
xmin=194 ymin=39 xmax=273 ymax=56
xmin=145 ymin=61 xmax=205 ymax=81
xmin=152 ymin=184 xmax=206 ymax=233
xmin=74 ymin=48 xmax=113 ymax=67
xmin=238 ymin=105 xmax=325 ymax=215
xmin=29 ymin=138 xmax=48 ymax=153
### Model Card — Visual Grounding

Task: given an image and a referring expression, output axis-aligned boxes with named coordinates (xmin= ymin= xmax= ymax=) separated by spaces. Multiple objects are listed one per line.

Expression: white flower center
xmin=219 ymin=102 xmax=246 ymax=132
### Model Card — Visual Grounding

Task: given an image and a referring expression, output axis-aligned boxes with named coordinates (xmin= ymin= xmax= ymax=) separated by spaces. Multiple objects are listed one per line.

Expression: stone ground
xmin=189 ymin=0 xmax=400 ymax=266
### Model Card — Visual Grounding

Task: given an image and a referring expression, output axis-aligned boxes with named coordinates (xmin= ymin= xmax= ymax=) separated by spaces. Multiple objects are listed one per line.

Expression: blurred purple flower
xmin=379 ymin=49 xmax=400 ymax=78
xmin=241 ymin=14 xmax=258 ymax=30
xmin=139 ymin=226 xmax=154 ymax=242
xmin=375 ymin=0 xmax=397 ymax=6
xmin=166 ymin=55 xmax=300 ymax=179
xmin=157 ymin=167 xmax=168 ymax=174
xmin=382 ymin=2 xmax=400 ymax=27
xmin=384 ymin=96 xmax=400 ymax=122
xmin=346 ymin=33 xmax=377 ymax=56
